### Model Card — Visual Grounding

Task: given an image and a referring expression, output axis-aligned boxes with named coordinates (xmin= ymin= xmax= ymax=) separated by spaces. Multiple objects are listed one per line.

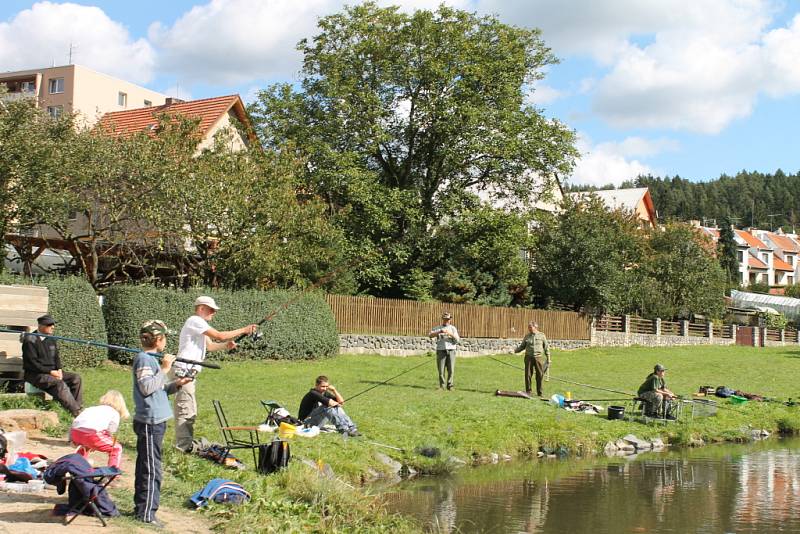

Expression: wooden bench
xmin=0 ymin=284 xmax=49 ymax=396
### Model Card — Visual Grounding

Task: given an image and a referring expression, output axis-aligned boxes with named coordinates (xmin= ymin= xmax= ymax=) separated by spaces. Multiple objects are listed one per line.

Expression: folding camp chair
xmin=64 ymin=467 xmax=121 ymax=527
xmin=212 ymin=400 xmax=261 ymax=467
xmin=260 ymin=400 xmax=284 ymax=425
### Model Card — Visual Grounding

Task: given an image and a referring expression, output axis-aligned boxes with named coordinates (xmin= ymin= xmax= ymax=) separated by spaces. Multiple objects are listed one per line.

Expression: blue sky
xmin=2 ymin=0 xmax=799 ymax=187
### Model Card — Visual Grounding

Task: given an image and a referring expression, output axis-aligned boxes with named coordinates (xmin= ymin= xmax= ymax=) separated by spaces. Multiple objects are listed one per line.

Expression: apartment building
xmin=0 ymin=64 xmax=167 ymax=124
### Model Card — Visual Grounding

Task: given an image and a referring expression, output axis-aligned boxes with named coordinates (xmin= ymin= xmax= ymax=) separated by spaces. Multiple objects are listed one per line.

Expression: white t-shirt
xmin=175 ymin=315 xmax=210 ymax=374
xmin=71 ymin=405 xmax=120 ymax=433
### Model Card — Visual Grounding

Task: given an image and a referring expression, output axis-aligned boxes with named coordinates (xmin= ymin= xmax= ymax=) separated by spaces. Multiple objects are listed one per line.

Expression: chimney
xmin=164 ymin=97 xmax=184 ymax=106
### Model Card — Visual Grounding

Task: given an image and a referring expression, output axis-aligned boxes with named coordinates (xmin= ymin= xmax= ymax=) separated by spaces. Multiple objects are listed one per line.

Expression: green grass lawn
xmin=7 ymin=344 xmax=800 ymax=532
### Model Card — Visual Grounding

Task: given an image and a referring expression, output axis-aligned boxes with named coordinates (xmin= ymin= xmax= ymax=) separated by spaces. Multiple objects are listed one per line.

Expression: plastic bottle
xmin=565 ymin=391 xmax=572 ymax=401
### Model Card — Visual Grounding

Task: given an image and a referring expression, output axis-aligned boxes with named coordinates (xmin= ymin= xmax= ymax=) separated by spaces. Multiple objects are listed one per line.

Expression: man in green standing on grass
xmin=513 ymin=321 xmax=550 ymax=397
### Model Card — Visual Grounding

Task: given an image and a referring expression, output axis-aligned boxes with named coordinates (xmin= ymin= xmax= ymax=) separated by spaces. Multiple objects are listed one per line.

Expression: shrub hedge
xmin=103 ymin=286 xmax=338 ymax=363
xmin=0 ymin=274 xmax=107 ymax=368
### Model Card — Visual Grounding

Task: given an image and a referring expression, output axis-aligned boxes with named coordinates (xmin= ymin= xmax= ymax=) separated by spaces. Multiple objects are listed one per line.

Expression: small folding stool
xmin=64 ymin=466 xmax=122 ymax=527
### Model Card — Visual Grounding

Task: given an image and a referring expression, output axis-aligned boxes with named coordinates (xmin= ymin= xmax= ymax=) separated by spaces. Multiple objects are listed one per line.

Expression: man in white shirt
xmin=428 ymin=312 xmax=460 ymax=390
xmin=173 ymin=296 xmax=257 ymax=452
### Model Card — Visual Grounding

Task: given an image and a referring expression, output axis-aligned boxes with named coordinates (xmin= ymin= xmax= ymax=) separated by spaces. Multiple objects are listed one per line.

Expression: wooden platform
xmin=0 ymin=284 xmax=48 ymax=377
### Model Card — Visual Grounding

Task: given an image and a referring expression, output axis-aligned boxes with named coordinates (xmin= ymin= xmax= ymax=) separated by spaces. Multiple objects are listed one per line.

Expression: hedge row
xmin=0 ymin=274 xmax=107 ymax=368
xmin=103 ymin=286 xmax=339 ymax=364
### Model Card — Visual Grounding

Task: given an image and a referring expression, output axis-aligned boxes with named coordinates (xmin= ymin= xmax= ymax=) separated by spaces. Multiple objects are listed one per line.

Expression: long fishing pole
xmin=0 ymin=328 xmax=221 ymax=369
xmin=345 ymin=358 xmax=432 ymax=403
xmin=233 ymin=260 xmax=356 ymax=345
xmin=485 ymin=355 xmax=741 ymax=411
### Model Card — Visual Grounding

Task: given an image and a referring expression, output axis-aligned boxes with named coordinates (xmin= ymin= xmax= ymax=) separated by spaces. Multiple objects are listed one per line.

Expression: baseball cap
xmin=194 ymin=296 xmax=220 ymax=310
xmin=37 ymin=314 xmax=56 ymax=326
xmin=442 ymin=312 xmax=452 ymax=320
xmin=654 ymin=363 xmax=667 ymax=372
xmin=140 ymin=320 xmax=173 ymax=337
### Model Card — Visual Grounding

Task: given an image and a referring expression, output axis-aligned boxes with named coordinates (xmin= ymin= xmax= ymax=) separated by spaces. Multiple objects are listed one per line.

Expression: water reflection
xmin=383 ymin=439 xmax=800 ymax=533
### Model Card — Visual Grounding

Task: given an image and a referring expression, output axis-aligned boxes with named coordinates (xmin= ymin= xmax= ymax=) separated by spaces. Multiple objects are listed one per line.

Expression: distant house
xmin=97 ymin=94 xmax=257 ymax=152
xmin=699 ymin=225 xmax=800 ymax=288
xmin=0 ymin=64 xmax=168 ymax=125
xmin=569 ymin=187 xmax=658 ymax=228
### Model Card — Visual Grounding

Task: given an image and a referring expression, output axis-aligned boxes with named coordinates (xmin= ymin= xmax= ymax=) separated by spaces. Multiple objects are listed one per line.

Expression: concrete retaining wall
xmin=339 ymin=334 xmax=590 ymax=356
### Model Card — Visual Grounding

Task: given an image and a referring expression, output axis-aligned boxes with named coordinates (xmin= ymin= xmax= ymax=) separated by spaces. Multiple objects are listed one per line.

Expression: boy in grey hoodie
xmin=132 ymin=320 xmax=191 ymax=527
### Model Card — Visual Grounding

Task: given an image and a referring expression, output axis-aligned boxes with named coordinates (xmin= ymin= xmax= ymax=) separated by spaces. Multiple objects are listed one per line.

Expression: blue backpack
xmin=190 ymin=478 xmax=250 ymax=507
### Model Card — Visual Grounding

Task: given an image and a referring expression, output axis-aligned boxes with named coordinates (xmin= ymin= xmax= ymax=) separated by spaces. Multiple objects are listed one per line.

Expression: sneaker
xmin=347 ymin=430 xmax=362 ymax=437
xmin=665 ymin=414 xmax=677 ymax=421
xmin=136 ymin=517 xmax=165 ymax=529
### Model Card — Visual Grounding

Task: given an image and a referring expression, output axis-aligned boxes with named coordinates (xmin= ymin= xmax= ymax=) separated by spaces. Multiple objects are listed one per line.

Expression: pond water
xmin=382 ymin=438 xmax=800 ymax=533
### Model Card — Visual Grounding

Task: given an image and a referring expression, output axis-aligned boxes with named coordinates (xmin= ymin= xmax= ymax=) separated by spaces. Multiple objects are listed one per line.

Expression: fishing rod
xmin=233 ymin=260 xmax=357 ymax=345
xmin=0 ymin=328 xmax=221 ymax=369
xmin=345 ymin=358 xmax=432 ymax=403
xmin=484 ymin=354 xmax=741 ymax=410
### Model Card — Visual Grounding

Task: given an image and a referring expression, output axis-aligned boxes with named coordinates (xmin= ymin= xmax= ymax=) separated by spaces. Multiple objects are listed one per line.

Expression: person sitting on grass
xmin=70 ymin=390 xmax=129 ymax=468
xmin=298 ymin=375 xmax=360 ymax=436
xmin=637 ymin=364 xmax=677 ymax=419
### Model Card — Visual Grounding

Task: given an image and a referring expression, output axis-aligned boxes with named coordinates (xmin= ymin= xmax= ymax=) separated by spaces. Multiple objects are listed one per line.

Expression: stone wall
xmin=592 ymin=330 xmax=734 ymax=347
xmin=339 ymin=334 xmax=590 ymax=356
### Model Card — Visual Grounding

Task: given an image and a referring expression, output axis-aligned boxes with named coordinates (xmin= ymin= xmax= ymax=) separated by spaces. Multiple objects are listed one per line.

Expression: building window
xmin=20 ymin=81 xmax=35 ymax=93
xmin=47 ymin=105 xmax=63 ymax=118
xmin=48 ymin=77 xmax=64 ymax=94
xmin=144 ymin=99 xmax=152 ymax=107
xmin=737 ymin=251 xmax=744 ymax=263
xmin=761 ymin=252 xmax=769 ymax=263
xmin=789 ymin=276 xmax=795 ymax=285
xmin=788 ymin=255 xmax=795 ymax=266
xmin=118 ymin=92 xmax=127 ymax=107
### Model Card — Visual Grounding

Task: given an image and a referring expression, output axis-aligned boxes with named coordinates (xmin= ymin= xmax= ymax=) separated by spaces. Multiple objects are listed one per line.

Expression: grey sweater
xmin=132 ymin=351 xmax=179 ymax=424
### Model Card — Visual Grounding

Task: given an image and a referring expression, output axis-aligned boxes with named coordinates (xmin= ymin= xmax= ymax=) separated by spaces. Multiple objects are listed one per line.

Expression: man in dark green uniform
xmin=512 ymin=321 xmax=550 ymax=396
xmin=637 ymin=364 xmax=676 ymax=418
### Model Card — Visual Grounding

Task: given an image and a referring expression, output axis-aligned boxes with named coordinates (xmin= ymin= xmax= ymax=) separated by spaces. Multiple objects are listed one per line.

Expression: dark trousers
xmin=133 ymin=420 xmax=166 ymax=522
xmin=436 ymin=349 xmax=456 ymax=388
xmin=524 ymin=355 xmax=545 ymax=396
xmin=25 ymin=371 xmax=83 ymax=415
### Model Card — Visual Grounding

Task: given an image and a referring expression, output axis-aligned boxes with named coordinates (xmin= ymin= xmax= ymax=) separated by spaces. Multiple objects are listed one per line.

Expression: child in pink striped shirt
xmin=70 ymin=390 xmax=130 ymax=468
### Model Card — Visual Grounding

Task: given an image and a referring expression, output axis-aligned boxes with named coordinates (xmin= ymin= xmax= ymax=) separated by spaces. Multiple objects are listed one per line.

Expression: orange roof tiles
xmin=748 ymin=255 xmax=768 ymax=269
xmin=774 ymin=257 xmax=794 ymax=272
xmin=766 ymin=232 xmax=800 ymax=253
xmin=97 ymin=95 xmax=255 ymax=142
xmin=736 ymin=230 xmax=769 ymax=250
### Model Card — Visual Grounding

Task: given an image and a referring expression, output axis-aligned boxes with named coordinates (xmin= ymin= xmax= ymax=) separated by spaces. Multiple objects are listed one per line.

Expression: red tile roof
xmin=766 ymin=232 xmax=800 ymax=253
xmin=748 ymin=255 xmax=768 ymax=269
xmin=97 ymin=95 xmax=256 ymax=143
xmin=774 ymin=256 xmax=794 ymax=272
xmin=736 ymin=230 xmax=769 ymax=249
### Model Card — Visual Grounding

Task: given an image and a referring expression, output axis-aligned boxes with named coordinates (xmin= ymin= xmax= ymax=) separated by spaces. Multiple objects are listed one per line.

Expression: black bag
xmin=715 ymin=386 xmax=734 ymax=398
xmin=257 ymin=440 xmax=291 ymax=475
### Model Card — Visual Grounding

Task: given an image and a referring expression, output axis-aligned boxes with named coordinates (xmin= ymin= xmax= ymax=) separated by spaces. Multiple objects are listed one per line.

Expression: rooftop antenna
xmin=68 ymin=42 xmax=77 ymax=64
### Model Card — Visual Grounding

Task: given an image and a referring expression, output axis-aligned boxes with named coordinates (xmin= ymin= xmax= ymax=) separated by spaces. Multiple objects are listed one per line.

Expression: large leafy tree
xmin=529 ymin=196 xmax=647 ymax=314
xmin=717 ymin=216 xmax=739 ymax=284
xmin=250 ymin=2 xmax=577 ymax=297
xmin=644 ymin=223 xmax=726 ymax=319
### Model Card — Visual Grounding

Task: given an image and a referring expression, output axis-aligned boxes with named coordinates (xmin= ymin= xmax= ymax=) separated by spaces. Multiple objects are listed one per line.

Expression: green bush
xmin=103 ymin=285 xmax=338 ymax=363
xmin=0 ymin=274 xmax=107 ymax=368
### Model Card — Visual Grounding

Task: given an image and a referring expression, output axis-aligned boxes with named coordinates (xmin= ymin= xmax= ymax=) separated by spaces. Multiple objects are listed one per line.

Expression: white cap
xmin=194 ymin=295 xmax=220 ymax=310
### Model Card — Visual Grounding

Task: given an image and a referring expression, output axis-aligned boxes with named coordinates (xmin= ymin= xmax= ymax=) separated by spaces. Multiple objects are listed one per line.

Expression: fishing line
xmin=345 ymin=358 xmax=432 ymax=403
xmin=0 ymin=328 xmax=221 ymax=369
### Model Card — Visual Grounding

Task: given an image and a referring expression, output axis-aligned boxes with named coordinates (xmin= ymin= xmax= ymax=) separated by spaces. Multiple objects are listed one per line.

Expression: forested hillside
xmin=567 ymin=170 xmax=800 ymax=230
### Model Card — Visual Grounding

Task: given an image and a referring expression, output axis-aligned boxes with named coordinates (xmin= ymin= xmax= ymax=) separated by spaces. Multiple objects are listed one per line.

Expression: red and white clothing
xmin=70 ymin=405 xmax=123 ymax=468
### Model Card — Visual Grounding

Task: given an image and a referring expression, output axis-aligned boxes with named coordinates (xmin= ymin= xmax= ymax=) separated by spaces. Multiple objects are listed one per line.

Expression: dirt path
xmin=0 ymin=433 xmax=212 ymax=534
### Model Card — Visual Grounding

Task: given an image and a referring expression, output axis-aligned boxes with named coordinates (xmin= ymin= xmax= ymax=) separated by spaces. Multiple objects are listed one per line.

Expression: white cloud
xmin=568 ymin=134 xmax=678 ymax=187
xmin=525 ymin=83 xmax=562 ymax=105
xmin=149 ymin=0 xmax=470 ymax=85
xmin=0 ymin=2 xmax=155 ymax=84
xmin=477 ymin=0 xmax=800 ymax=134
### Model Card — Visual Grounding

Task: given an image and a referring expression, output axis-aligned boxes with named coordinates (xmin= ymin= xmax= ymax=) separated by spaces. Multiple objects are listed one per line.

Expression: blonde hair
xmin=99 ymin=390 xmax=130 ymax=420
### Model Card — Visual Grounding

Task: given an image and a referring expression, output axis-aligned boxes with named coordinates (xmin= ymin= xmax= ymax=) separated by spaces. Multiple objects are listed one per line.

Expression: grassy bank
xmin=6 ymin=344 xmax=800 ymax=532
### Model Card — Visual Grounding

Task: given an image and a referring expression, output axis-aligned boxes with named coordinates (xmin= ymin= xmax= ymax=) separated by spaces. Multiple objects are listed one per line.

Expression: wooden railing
xmin=596 ymin=315 xmax=624 ymax=332
xmin=325 ymin=295 xmax=591 ymax=340
xmin=687 ymin=322 xmax=708 ymax=337
xmin=661 ymin=320 xmax=681 ymax=336
xmin=629 ymin=316 xmax=656 ymax=334
xmin=765 ymin=328 xmax=783 ymax=342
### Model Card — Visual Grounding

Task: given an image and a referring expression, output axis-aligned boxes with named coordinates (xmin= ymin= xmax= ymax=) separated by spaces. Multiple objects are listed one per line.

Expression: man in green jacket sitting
xmin=638 ymin=364 xmax=676 ymax=419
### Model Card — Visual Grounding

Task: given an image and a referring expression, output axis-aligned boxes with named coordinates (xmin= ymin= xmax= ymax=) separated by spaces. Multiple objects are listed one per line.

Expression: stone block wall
xmin=339 ymin=334 xmax=590 ymax=356
xmin=592 ymin=330 xmax=734 ymax=347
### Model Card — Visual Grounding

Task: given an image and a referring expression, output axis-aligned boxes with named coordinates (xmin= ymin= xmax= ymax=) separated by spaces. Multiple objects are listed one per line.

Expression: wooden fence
xmin=325 ymin=295 xmax=591 ymax=340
